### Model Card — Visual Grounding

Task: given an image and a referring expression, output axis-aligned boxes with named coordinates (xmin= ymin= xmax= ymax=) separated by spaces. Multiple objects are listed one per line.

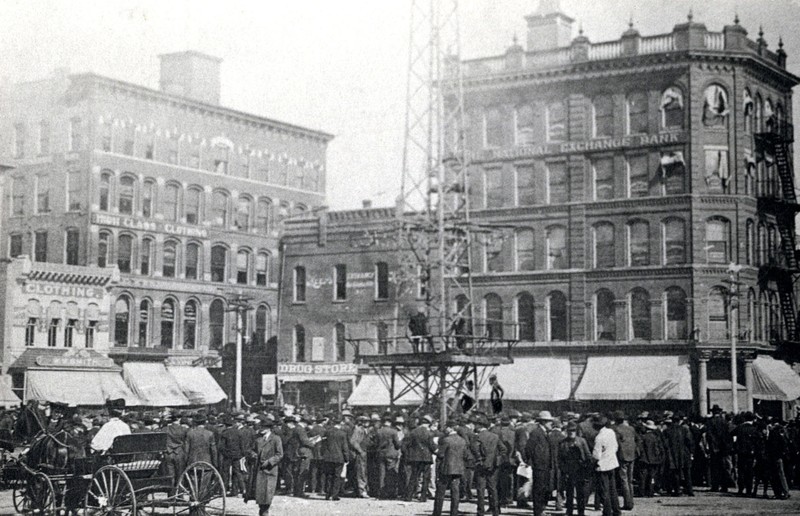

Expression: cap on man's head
xmin=422 ymin=414 xmax=433 ymax=424
xmin=711 ymin=404 xmax=723 ymax=414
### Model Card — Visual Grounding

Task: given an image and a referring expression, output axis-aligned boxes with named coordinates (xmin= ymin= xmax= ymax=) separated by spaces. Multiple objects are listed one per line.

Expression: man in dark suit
xmin=219 ymin=415 xmax=248 ymax=496
xmin=320 ymin=418 xmax=350 ymax=501
xmin=184 ymin=414 xmax=217 ymax=466
xmin=163 ymin=413 xmax=187 ymax=488
xmin=514 ymin=413 xmax=533 ymax=508
xmin=733 ymin=411 xmax=760 ymax=496
xmin=612 ymin=411 xmax=638 ymax=510
xmin=286 ymin=415 xmax=314 ymax=497
xmin=472 ymin=415 xmax=507 ymax=516
xmin=454 ymin=415 xmax=476 ymax=502
xmin=255 ymin=417 xmax=283 ymax=516
xmin=405 ymin=414 xmax=437 ymax=502
xmin=375 ymin=415 xmax=401 ymax=499
xmin=523 ymin=411 xmax=556 ymax=516
xmin=706 ymin=405 xmax=732 ymax=492
xmin=434 ymin=422 xmax=470 ymax=516
xmin=662 ymin=416 xmax=694 ymax=496
xmin=492 ymin=416 xmax=516 ymax=506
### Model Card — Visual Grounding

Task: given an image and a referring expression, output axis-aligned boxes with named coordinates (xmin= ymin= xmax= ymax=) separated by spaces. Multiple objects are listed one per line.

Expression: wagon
xmin=9 ymin=432 xmax=226 ymax=515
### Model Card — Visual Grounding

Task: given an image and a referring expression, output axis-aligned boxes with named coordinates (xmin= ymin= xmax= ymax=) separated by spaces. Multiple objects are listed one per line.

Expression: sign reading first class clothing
xmin=278 ymin=362 xmax=359 ymax=375
xmin=92 ymin=213 xmax=209 ymax=238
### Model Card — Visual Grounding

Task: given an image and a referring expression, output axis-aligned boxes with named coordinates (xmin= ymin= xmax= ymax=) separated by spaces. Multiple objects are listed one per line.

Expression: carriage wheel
xmin=136 ymin=491 xmax=158 ymax=515
xmin=83 ymin=465 xmax=137 ymax=516
xmin=174 ymin=461 xmax=226 ymax=515
xmin=17 ymin=472 xmax=55 ymax=515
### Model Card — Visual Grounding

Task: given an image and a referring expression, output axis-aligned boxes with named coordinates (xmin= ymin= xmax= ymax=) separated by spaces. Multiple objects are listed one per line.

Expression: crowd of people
xmin=4 ymin=399 xmax=800 ymax=516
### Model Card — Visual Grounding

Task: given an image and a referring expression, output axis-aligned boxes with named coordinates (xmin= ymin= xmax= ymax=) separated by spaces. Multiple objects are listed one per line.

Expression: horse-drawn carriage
xmin=6 ymin=430 xmax=226 ymax=515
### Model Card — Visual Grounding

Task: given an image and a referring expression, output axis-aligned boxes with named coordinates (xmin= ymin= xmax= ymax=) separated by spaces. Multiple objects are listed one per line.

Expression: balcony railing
xmin=704 ymin=32 xmax=725 ymax=51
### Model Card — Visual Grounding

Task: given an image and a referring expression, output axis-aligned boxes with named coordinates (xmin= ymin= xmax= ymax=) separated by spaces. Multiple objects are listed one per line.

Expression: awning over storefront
xmin=752 ymin=355 xmax=800 ymax=401
xmin=0 ymin=376 xmax=20 ymax=408
xmin=574 ymin=355 xmax=692 ymax=400
xmin=481 ymin=357 xmax=571 ymax=401
xmin=122 ymin=362 xmax=190 ymax=406
xmin=348 ymin=374 xmax=424 ymax=406
xmin=166 ymin=366 xmax=227 ymax=405
xmin=25 ymin=370 xmax=140 ymax=406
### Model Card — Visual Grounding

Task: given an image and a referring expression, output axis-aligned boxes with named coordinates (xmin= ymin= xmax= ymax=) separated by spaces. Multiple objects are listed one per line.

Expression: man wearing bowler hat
xmin=255 ymin=416 xmax=283 ymax=516
xmin=184 ymin=413 xmax=217 ymax=466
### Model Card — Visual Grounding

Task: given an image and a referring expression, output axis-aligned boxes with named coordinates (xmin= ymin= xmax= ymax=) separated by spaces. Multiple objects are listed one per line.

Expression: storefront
xmin=278 ymin=362 xmax=357 ymax=411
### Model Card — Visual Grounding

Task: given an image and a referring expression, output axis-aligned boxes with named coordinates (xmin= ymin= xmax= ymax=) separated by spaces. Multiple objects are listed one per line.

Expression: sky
xmin=1 ymin=0 xmax=799 ymax=210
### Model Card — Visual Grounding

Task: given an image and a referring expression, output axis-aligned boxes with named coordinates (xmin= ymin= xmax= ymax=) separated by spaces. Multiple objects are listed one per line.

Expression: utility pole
xmin=726 ymin=263 xmax=743 ymax=414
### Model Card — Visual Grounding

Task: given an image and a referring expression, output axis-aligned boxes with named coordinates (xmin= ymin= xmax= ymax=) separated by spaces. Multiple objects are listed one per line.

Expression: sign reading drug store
xmin=278 ymin=362 xmax=359 ymax=375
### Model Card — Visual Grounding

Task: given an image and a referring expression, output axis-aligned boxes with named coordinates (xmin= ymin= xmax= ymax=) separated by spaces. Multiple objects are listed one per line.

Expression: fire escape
xmin=755 ymin=119 xmax=799 ymax=345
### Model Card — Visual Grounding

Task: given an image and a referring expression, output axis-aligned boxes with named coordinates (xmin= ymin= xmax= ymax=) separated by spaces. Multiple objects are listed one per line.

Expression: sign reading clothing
xmin=278 ymin=363 xmax=359 ymax=375
xmin=24 ymin=282 xmax=104 ymax=299
xmin=93 ymin=213 xmax=209 ymax=238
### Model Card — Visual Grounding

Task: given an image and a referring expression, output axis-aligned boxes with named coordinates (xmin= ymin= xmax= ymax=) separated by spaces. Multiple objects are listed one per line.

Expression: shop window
xmin=185 ymin=188 xmax=201 ymax=225
xmin=743 ymin=88 xmax=754 ymax=133
xmin=142 ymin=180 xmax=155 ymax=218
xmin=630 ymin=288 xmax=651 ymax=340
xmin=237 ymin=250 xmax=250 ymax=285
xmin=666 ymin=287 xmax=688 ymax=340
xmin=34 ymin=231 xmax=47 ymax=263
xmin=140 ymin=237 xmax=152 ymax=275
xmin=515 ymin=228 xmax=535 ymax=271
xmin=663 ymin=218 xmax=686 ymax=265
xmin=163 ymin=241 xmax=177 ymax=278
xmin=546 ymin=162 xmax=567 ymax=204
xmin=114 ymin=297 xmax=130 ymax=347
xmin=627 ymin=154 xmax=649 ymax=198
xmin=593 ymin=95 xmax=613 ymax=138
xmin=595 ymin=289 xmax=616 ymax=341
xmin=164 ymin=183 xmax=180 ymax=222
xmin=65 ymin=229 xmax=80 ymax=265
xmin=335 ymin=323 xmax=347 ymax=362
xmin=255 ymin=305 xmax=269 ymax=347
xmin=484 ymin=168 xmax=504 ymax=209
xmin=661 ymin=87 xmax=684 ymax=129
xmin=211 ymin=245 xmax=227 ymax=283
xmin=185 ymin=243 xmax=200 ymax=280
xmin=118 ymin=176 xmax=135 ymax=215
xmin=35 ymin=174 xmax=50 ymax=213
xmin=138 ymin=300 xmax=150 ymax=347
xmin=334 ymin=264 xmax=347 ymax=300
xmin=703 ymin=84 xmax=729 ymax=127
xmin=515 ymin=104 xmax=538 ymax=145
xmin=236 ymin=197 xmax=251 ymax=231
xmin=627 ymin=92 xmax=648 ymax=134
xmin=183 ymin=301 xmax=197 ymax=350
xmin=99 ymin=172 xmax=111 ymax=212
xmin=628 ymin=220 xmax=649 ymax=266
xmin=294 ymin=266 xmax=306 ymax=302
xmin=546 ymin=225 xmax=567 ymax=270
xmin=706 ymin=218 xmax=730 ymax=264
xmin=294 ymin=325 xmax=306 ymax=362
xmin=516 ymin=165 xmax=535 ymax=206
xmin=484 ymin=294 xmax=504 ymax=340
xmin=67 ymin=169 xmax=82 ymax=211
xmin=212 ymin=191 xmax=229 ymax=227
xmin=547 ymin=291 xmax=567 ymax=341
xmin=593 ymin=157 xmax=614 ymax=200
xmin=375 ymin=262 xmax=389 ymax=300
xmin=547 ymin=101 xmax=566 ymax=142
xmin=483 ymin=107 xmax=504 ymax=148
xmin=9 ymin=233 xmax=23 ymax=259
xmin=210 ymin=299 xmax=225 ymax=350
xmin=516 ymin=293 xmax=535 ymax=341
xmin=257 ymin=199 xmax=273 ymax=234
xmin=707 ymin=287 xmax=729 ymax=340
xmin=593 ymin=222 xmax=615 ymax=268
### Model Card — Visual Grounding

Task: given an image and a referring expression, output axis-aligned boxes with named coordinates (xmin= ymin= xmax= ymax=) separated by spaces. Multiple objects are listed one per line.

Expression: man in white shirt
xmin=592 ymin=415 xmax=620 ymax=516
xmin=90 ymin=399 xmax=131 ymax=453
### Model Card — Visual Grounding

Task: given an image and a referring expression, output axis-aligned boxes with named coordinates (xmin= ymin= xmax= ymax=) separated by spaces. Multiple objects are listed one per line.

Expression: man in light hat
xmin=523 ymin=410 xmax=556 ymax=516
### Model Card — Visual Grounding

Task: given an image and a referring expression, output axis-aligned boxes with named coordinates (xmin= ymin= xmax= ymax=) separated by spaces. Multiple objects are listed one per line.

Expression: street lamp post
xmin=225 ymin=293 xmax=254 ymax=411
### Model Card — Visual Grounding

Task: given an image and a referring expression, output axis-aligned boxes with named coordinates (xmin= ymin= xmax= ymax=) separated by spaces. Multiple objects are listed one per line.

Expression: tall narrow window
xmin=663 ymin=218 xmax=686 ymax=265
xmin=138 ymin=300 xmax=150 ymax=347
xmin=516 ymin=165 xmax=535 ymax=206
xmin=515 ymin=104 xmax=537 ymax=145
xmin=593 ymin=157 xmax=614 ymax=200
xmin=335 ymin=323 xmax=347 ymax=361
xmin=595 ymin=289 xmax=616 ymax=340
xmin=213 ymin=144 xmax=229 ymax=174
xmin=97 ymin=232 xmax=109 ymax=267
xmin=548 ymin=291 xmax=567 ymax=341
xmin=26 ymin=316 xmax=37 ymax=346
xmin=546 ymin=226 xmax=567 ymax=270
xmin=703 ymin=85 xmax=729 ymax=127
xmin=117 ymin=234 xmax=133 ymax=273
xmin=743 ymin=89 xmax=754 ymax=133
xmin=65 ymin=229 xmax=80 ymax=265
xmin=485 ymin=236 xmax=505 ymax=273
xmin=483 ymin=107 xmax=504 ymax=148
xmin=515 ymin=228 xmax=535 ymax=271
xmin=375 ymin=262 xmax=389 ymax=300
xmin=48 ymin=317 xmax=59 ymax=347
xmin=11 ymin=176 xmax=24 ymax=216
xmin=255 ymin=305 xmax=269 ymax=347
xmin=517 ymin=293 xmax=535 ymax=340
xmin=64 ymin=318 xmax=77 ymax=348
xmin=708 ymin=288 xmax=729 ymax=340
xmin=666 ymin=287 xmax=688 ymax=340
xmin=484 ymin=168 xmax=504 ymax=209
xmin=164 ymin=184 xmax=179 ymax=222
xmin=484 ymin=294 xmax=504 ymax=340
xmin=237 ymin=250 xmax=250 ymax=284
xmin=256 ymin=252 xmax=269 ymax=286
xmin=546 ymin=162 xmax=567 ymax=204
xmin=257 ymin=199 xmax=272 ymax=234
xmin=207 ymin=245 xmax=225 ymax=282
xmin=185 ymin=243 xmax=200 ymax=280
xmin=706 ymin=218 xmax=730 ymax=264
xmin=212 ymin=191 xmax=228 ymax=227
xmin=34 ymin=231 xmax=47 ymax=262
xmin=209 ymin=299 xmax=225 ymax=350
xmin=593 ymin=95 xmax=613 ymax=137
xmin=334 ymin=264 xmax=347 ymax=300
xmin=547 ymin=101 xmax=566 ymax=142
xmin=69 ymin=117 xmax=82 ymax=151
xmin=185 ymin=188 xmax=201 ymax=224
xmin=630 ymin=288 xmax=651 ymax=340
xmin=140 ymin=237 xmax=152 ymax=275
xmin=9 ymin=233 xmax=23 ymax=258
xmin=99 ymin=173 xmax=111 ymax=212
xmin=183 ymin=301 xmax=197 ymax=350
xmin=294 ymin=266 xmax=306 ymax=302
xmin=142 ymin=180 xmax=154 ymax=218
xmin=294 ymin=325 xmax=306 ymax=362
xmin=163 ymin=241 xmax=177 ymax=278
xmin=628 ymin=221 xmax=649 ymax=266
xmin=114 ymin=297 xmax=130 ymax=346
xmin=746 ymin=219 xmax=755 ymax=266
xmin=118 ymin=176 xmax=135 ymax=215
xmin=14 ymin=123 xmax=26 ymax=158
xmin=593 ymin=223 xmax=615 ymax=268
xmin=236 ymin=197 xmax=251 ymax=231
xmin=36 ymin=174 xmax=50 ymax=213
xmin=160 ymin=299 xmax=175 ymax=348
xmin=627 ymin=154 xmax=649 ymax=198
xmin=67 ymin=169 xmax=82 ymax=210
xmin=38 ymin=121 xmax=50 ymax=155
xmin=627 ymin=92 xmax=648 ymax=134
xmin=661 ymin=87 xmax=684 ymax=129
xmin=377 ymin=321 xmax=389 ymax=355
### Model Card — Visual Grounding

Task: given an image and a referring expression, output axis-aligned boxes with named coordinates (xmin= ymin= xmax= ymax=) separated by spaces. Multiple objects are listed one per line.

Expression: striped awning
xmin=752 ymin=355 xmax=800 ymax=401
xmin=27 ymin=269 xmax=111 ymax=285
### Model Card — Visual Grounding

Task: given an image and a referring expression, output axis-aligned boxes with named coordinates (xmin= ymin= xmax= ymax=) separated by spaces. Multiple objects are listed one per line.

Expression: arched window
xmin=255 ymin=305 xmax=269 ymax=347
xmin=665 ymin=287 xmax=688 ymax=340
xmin=765 ymin=99 xmax=775 ymax=132
xmin=209 ymin=299 xmax=225 ymax=350
xmin=769 ymin=291 xmax=781 ymax=341
xmin=256 ymin=252 xmax=270 ymax=286
xmin=516 ymin=293 xmax=535 ymax=341
xmin=211 ymin=191 xmax=229 ymax=227
xmin=140 ymin=237 xmax=153 ymax=275
xmin=256 ymin=199 xmax=272 ymax=234
xmin=515 ymin=104 xmax=537 ymax=145
xmin=118 ymin=175 xmax=135 ymax=215
xmin=211 ymin=245 xmax=227 ymax=283
xmin=98 ymin=232 xmax=110 ymax=268
xmin=484 ymin=294 xmax=503 ymax=340
xmin=628 ymin=220 xmax=649 ymax=266
xmin=142 ymin=179 xmax=155 ymax=218
xmin=484 ymin=107 xmax=504 ymax=148
xmin=708 ymin=288 xmax=729 ymax=340
xmin=548 ymin=291 xmax=567 ymax=341
xmin=759 ymin=290 xmax=769 ymax=341
xmin=706 ymin=217 xmax=730 ymax=264
xmin=236 ymin=197 xmax=251 ymax=231
xmin=754 ymin=93 xmax=764 ymax=133
xmin=161 ymin=299 xmax=175 ymax=348
xmin=593 ymin=95 xmax=613 ymax=137
xmin=163 ymin=241 xmax=177 ymax=278
xmin=593 ymin=222 xmax=615 ymax=268
xmin=515 ymin=228 xmax=535 ymax=271
xmin=663 ymin=218 xmax=686 ymax=265
xmin=335 ymin=322 xmax=347 ymax=362
xmin=630 ymin=288 xmax=651 ymax=340
xmin=547 ymin=101 xmax=566 ymax=142
xmin=46 ymin=301 xmax=61 ymax=347
xmin=164 ymin=183 xmax=180 ymax=222
xmin=661 ymin=87 xmax=684 ymax=129
xmin=117 ymin=234 xmax=133 ymax=273
xmin=236 ymin=249 xmax=250 ymax=284
xmin=746 ymin=289 xmax=756 ymax=341
xmin=743 ymin=88 xmax=754 ymax=133
xmin=138 ymin=300 xmax=150 ymax=347
xmin=546 ymin=225 xmax=567 ymax=270
xmin=185 ymin=242 xmax=200 ymax=280
xmin=114 ymin=296 xmax=130 ymax=347
xmin=294 ymin=266 xmax=306 ymax=302
xmin=185 ymin=187 xmax=201 ymax=225
xmin=183 ymin=300 xmax=197 ymax=350
xmin=757 ymin=222 xmax=767 ymax=266
xmin=294 ymin=325 xmax=306 ymax=362
xmin=99 ymin=172 xmax=111 ymax=212
xmin=595 ymin=289 xmax=616 ymax=340
xmin=627 ymin=92 xmax=648 ymax=134
xmin=703 ymin=84 xmax=729 ymax=127
xmin=746 ymin=219 xmax=755 ymax=266
xmin=660 ymin=151 xmax=686 ymax=194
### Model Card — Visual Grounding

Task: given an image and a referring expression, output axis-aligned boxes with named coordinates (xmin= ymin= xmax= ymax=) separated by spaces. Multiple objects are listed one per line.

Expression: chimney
xmin=525 ymin=0 xmax=575 ymax=51
xmin=159 ymin=51 xmax=222 ymax=105
xmin=362 ymin=199 xmax=373 ymax=209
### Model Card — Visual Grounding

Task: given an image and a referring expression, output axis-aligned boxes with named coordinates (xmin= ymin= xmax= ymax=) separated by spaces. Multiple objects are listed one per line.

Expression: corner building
xmin=0 ymin=52 xmax=331 ymax=403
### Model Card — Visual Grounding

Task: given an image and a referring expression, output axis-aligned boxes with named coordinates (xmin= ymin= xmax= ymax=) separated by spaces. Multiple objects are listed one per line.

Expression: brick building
xmin=280 ymin=6 xmax=800 ymax=416
xmin=0 ymin=52 xmax=331 ymax=404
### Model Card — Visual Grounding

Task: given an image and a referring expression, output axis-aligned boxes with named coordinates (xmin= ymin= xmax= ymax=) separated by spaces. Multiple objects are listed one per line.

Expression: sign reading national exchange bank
xmin=468 ymin=131 xmax=686 ymax=163
xmin=92 ymin=213 xmax=209 ymax=239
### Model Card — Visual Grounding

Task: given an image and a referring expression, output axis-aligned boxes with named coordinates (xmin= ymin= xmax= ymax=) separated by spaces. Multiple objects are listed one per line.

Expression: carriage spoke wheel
xmin=83 ymin=465 xmax=136 ymax=516
xmin=174 ymin=461 xmax=226 ymax=516
xmin=17 ymin=472 xmax=55 ymax=515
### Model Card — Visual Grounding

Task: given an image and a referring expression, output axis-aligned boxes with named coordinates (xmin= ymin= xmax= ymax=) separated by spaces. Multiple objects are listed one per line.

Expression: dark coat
xmin=309 ymin=424 xmax=325 ymax=460
xmin=558 ymin=435 xmax=592 ymax=476
xmin=578 ymin=420 xmax=599 ymax=450
xmin=733 ymin=422 xmax=760 ymax=457
xmin=662 ymin=423 xmax=693 ymax=470
xmin=405 ymin=425 xmax=436 ymax=463
xmin=613 ymin=423 xmax=638 ymax=463
xmin=165 ymin=423 xmax=187 ymax=455
xmin=455 ymin=424 xmax=476 ymax=468
xmin=638 ymin=429 xmax=665 ymax=465
xmin=254 ymin=432 xmax=283 ymax=506
xmin=491 ymin=426 xmax=515 ymax=466
xmin=472 ymin=428 xmax=507 ymax=471
xmin=184 ymin=426 xmax=217 ymax=465
xmin=523 ymin=424 xmax=554 ymax=472
xmin=766 ymin=426 xmax=788 ymax=461
xmin=514 ymin=425 xmax=530 ymax=464
xmin=706 ymin=415 xmax=731 ymax=455
xmin=285 ymin=425 xmax=314 ymax=461
xmin=437 ymin=432 xmax=470 ymax=476
xmin=375 ymin=425 xmax=401 ymax=459
xmin=219 ymin=426 xmax=247 ymax=459
xmin=320 ymin=426 xmax=350 ymax=464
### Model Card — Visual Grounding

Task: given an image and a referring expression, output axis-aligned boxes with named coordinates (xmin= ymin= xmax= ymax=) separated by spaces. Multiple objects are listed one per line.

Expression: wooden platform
xmin=361 ymin=350 xmax=512 ymax=368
